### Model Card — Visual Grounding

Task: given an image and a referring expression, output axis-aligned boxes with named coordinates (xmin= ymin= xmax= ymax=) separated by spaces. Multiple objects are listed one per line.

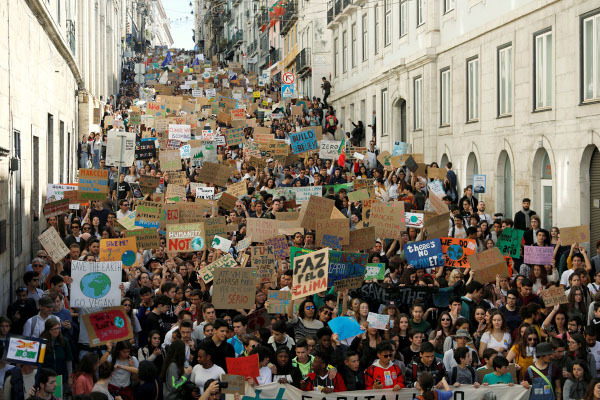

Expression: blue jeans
xmin=93 ymin=150 xmax=100 ymax=169
xmin=79 ymin=152 xmax=89 ymax=169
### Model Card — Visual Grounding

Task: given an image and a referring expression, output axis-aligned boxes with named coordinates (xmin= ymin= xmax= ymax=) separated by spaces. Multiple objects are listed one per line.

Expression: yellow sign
xmin=99 ymin=238 xmax=138 ymax=268
xmin=253 ymin=91 xmax=261 ymax=98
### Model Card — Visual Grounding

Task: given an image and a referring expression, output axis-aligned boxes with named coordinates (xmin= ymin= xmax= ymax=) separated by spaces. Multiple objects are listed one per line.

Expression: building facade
xmin=328 ymin=0 xmax=600 ymax=240
xmin=148 ymin=0 xmax=174 ymax=48
xmin=0 ymin=0 xmax=129 ymax=312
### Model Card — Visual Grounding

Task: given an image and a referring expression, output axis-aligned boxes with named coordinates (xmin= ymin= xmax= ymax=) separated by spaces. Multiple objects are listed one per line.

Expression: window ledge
xmin=497 ymin=114 xmax=512 ymax=119
xmin=533 ymin=107 xmax=552 ymax=113
xmin=413 ymin=128 xmax=423 ymax=132
xmin=580 ymin=99 xmax=600 ymax=106
xmin=466 ymin=119 xmax=479 ymax=124
xmin=439 ymin=124 xmax=451 ymax=128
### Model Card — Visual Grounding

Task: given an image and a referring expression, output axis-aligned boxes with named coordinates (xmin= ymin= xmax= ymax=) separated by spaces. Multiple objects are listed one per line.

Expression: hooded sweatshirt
xmin=364 ymin=359 xmax=405 ymax=390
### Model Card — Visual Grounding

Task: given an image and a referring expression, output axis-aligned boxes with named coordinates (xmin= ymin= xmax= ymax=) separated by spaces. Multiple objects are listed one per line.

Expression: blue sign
xmin=328 ymin=251 xmax=368 ymax=288
xmin=328 ymin=317 xmax=365 ymax=341
xmin=289 ymin=129 xmax=318 ymax=154
xmin=393 ymin=141 xmax=408 ymax=156
xmin=281 ymin=84 xmax=295 ymax=98
xmin=404 ymin=239 xmax=444 ymax=269
xmin=473 ymin=174 xmax=486 ymax=194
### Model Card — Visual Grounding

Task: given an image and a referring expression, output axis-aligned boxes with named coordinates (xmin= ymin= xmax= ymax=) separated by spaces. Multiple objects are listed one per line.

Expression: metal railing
xmin=335 ymin=0 xmax=341 ymax=15
xmin=280 ymin=1 xmax=297 ymax=36
xmin=343 ymin=0 xmax=351 ymax=9
xmin=327 ymin=7 xmax=333 ymax=24
xmin=233 ymin=30 xmax=243 ymax=46
xmin=66 ymin=19 xmax=76 ymax=55
xmin=296 ymin=47 xmax=310 ymax=72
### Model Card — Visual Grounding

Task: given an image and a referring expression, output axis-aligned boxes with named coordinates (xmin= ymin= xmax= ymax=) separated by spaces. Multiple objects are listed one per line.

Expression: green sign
xmin=364 ymin=263 xmax=386 ymax=280
xmin=289 ymin=246 xmax=314 ymax=270
xmin=496 ymin=228 xmax=525 ymax=258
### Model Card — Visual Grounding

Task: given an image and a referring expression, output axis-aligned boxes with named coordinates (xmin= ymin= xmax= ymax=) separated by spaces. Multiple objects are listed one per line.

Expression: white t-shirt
xmin=191 ymin=364 xmax=225 ymax=394
xmin=256 ymin=366 xmax=273 ymax=385
xmin=589 ymin=341 xmax=600 ymax=371
xmin=481 ymin=331 xmax=511 ymax=351
xmin=560 ymin=269 xmax=574 ymax=287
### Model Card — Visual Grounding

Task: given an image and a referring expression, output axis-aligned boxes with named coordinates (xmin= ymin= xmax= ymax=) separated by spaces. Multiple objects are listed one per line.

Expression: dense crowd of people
xmin=12 ymin=48 xmax=600 ymax=400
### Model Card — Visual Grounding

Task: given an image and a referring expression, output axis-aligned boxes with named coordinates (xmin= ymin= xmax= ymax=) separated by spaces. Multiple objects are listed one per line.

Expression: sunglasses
xmin=441 ymin=318 xmax=451 ymax=321
xmin=380 ymin=354 xmax=392 ymax=358
xmin=305 ymin=306 xmax=315 ymax=310
xmin=527 ymin=338 xmax=537 ymax=342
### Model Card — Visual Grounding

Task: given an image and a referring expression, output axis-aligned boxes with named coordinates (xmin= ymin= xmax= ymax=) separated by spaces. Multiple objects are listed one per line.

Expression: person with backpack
xmin=325 ymin=111 xmax=338 ymax=138
xmin=414 ymin=372 xmax=453 ymax=400
xmin=448 ymin=347 xmax=479 ymax=388
xmin=364 ymin=342 xmax=404 ymax=390
xmin=521 ymin=342 xmax=561 ymax=400
xmin=405 ymin=342 xmax=447 ymax=388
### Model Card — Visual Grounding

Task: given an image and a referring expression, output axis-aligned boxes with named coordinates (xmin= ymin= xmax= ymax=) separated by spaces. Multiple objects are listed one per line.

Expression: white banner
xmin=240 ymin=383 xmax=530 ymax=400
xmin=319 ymin=140 xmax=342 ymax=160
xmin=106 ymin=130 xmax=136 ymax=167
xmin=70 ymin=261 xmax=123 ymax=308
xmin=293 ymin=186 xmax=322 ymax=203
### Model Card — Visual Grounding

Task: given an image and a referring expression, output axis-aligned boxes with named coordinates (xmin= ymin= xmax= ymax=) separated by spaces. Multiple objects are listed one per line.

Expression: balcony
xmin=233 ymin=30 xmax=243 ymax=47
xmin=327 ymin=0 xmax=355 ymax=28
xmin=270 ymin=49 xmax=280 ymax=64
xmin=296 ymin=48 xmax=310 ymax=75
xmin=327 ymin=7 xmax=333 ymax=24
xmin=280 ymin=0 xmax=297 ymax=36
xmin=66 ymin=19 xmax=76 ymax=56
xmin=335 ymin=0 xmax=341 ymax=15
xmin=248 ymin=40 xmax=257 ymax=55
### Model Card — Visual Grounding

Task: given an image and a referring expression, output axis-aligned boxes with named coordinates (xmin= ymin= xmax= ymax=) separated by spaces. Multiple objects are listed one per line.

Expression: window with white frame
xmin=417 ymin=0 xmax=424 ymax=26
xmin=381 ymin=89 xmax=388 ymax=136
xmin=400 ymin=0 xmax=407 ymax=37
xmin=342 ymin=30 xmax=348 ymax=73
xmin=498 ymin=44 xmax=513 ymax=116
xmin=362 ymin=14 xmax=368 ymax=61
xmin=414 ymin=76 xmax=423 ymax=130
xmin=444 ymin=0 xmax=454 ymax=13
xmin=534 ymin=29 xmax=552 ymax=110
xmin=351 ymin=23 xmax=357 ymax=68
xmin=467 ymin=57 xmax=479 ymax=121
xmin=334 ymin=37 xmax=339 ymax=77
xmin=582 ymin=12 xmax=600 ymax=102
xmin=440 ymin=68 xmax=451 ymax=125
xmin=384 ymin=0 xmax=391 ymax=46
xmin=374 ymin=5 xmax=380 ymax=54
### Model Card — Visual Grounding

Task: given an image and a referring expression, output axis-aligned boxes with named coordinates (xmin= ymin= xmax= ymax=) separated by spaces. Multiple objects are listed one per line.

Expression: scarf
xmin=522 ymin=208 xmax=534 ymax=227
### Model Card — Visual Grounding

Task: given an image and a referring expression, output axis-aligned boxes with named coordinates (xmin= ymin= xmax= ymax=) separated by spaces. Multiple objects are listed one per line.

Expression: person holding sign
xmin=364 ymin=341 xmax=405 ymax=390
xmin=39 ymin=319 xmax=73 ymax=392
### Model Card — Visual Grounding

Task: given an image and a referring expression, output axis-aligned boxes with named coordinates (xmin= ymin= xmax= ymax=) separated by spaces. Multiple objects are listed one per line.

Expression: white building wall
xmin=329 ymin=0 xmax=600 ymax=229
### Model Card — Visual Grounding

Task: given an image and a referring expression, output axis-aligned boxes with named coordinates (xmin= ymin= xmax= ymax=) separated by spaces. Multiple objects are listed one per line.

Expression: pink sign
xmin=523 ymin=246 xmax=554 ymax=265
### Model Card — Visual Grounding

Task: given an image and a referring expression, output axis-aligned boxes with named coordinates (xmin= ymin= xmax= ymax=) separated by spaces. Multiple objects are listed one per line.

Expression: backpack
xmin=450 ymin=365 xmax=476 ymax=384
xmin=416 ymin=392 xmax=438 ymax=400
xmin=412 ymin=361 xmax=443 ymax=382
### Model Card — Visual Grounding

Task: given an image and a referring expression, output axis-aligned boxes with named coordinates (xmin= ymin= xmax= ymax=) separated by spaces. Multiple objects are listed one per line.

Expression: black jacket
xmin=339 ymin=365 xmax=365 ymax=391
xmin=514 ymin=209 xmax=537 ymax=231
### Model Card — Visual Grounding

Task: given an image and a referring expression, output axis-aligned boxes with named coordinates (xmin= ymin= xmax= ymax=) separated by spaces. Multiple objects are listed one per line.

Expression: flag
xmin=161 ymin=51 xmax=172 ymax=67
xmin=338 ymin=136 xmax=346 ymax=166
xmin=192 ymin=56 xmax=200 ymax=67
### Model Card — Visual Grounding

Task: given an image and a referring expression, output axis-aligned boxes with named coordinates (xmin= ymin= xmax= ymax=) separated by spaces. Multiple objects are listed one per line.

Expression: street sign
xmin=281 ymin=84 xmax=295 ymax=98
xmin=134 ymin=63 xmax=146 ymax=74
xmin=134 ymin=74 xmax=145 ymax=84
xmin=282 ymin=72 xmax=295 ymax=84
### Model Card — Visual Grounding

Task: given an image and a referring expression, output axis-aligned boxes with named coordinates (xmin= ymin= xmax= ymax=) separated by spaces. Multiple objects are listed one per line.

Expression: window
xmin=534 ymin=29 xmax=552 ymax=109
xmin=381 ymin=89 xmax=388 ymax=136
xmin=351 ymin=23 xmax=357 ymax=68
xmin=582 ymin=12 xmax=600 ymax=101
xmin=384 ymin=0 xmax=391 ymax=46
xmin=47 ymin=114 xmax=54 ymax=184
xmin=342 ymin=30 xmax=348 ymax=73
xmin=399 ymin=0 xmax=407 ymax=37
xmin=467 ymin=57 xmax=479 ymax=121
xmin=334 ymin=37 xmax=338 ymax=77
xmin=440 ymin=68 xmax=451 ymax=125
xmin=498 ymin=44 xmax=513 ymax=116
xmin=362 ymin=14 xmax=368 ymax=61
xmin=374 ymin=5 xmax=380 ymax=54
xmin=414 ymin=76 xmax=423 ymax=130
xmin=444 ymin=0 xmax=454 ymax=13
xmin=13 ymin=129 xmax=22 ymax=257
xmin=417 ymin=0 xmax=424 ymax=26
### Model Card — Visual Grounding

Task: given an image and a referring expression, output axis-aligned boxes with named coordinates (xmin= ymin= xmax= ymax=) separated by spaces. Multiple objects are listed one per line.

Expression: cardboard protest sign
xmin=559 ymin=225 xmax=589 ymax=245
xmin=135 ymin=140 xmax=157 ymax=160
xmin=99 ymin=238 xmax=138 ymax=268
xmin=427 ymin=180 xmax=449 ymax=215
xmin=428 ymin=167 xmax=447 ymax=180
xmin=289 ymin=128 xmax=318 ymax=154
xmin=139 ymin=175 xmax=160 ymax=194
xmin=424 ymin=212 xmax=451 ymax=239
xmin=81 ymin=306 xmax=134 ymax=347
xmin=322 ymin=234 xmax=342 ymax=250
xmin=496 ymin=227 xmax=525 ymax=258
xmin=405 ymin=212 xmax=425 ymax=228
xmin=226 ymin=354 xmax=259 ymax=378
xmin=293 ymin=186 xmax=322 ymax=203
xmin=264 ymin=236 xmax=290 ymax=258
xmin=342 ymin=226 xmax=376 ymax=252
xmin=166 ymin=222 xmax=206 ymax=252
xmin=117 ymin=211 xmax=139 ymax=231
xmin=106 ymin=131 xmax=136 ymax=167
xmin=467 ymin=247 xmax=509 ymax=283
xmin=227 ymin=180 xmax=247 ymax=197
xmin=247 ymin=218 xmax=279 ymax=243
xmin=292 ymin=247 xmax=329 ymax=300
xmin=159 ymin=203 xmax=179 ymax=229
xmin=347 ymin=189 xmax=370 ymax=202
xmin=404 ymin=239 xmax=444 ymax=269
xmin=38 ymin=226 xmax=70 ymax=263
xmin=168 ymin=170 xmax=187 ymax=186
xmin=197 ymin=253 xmax=237 ymax=283
xmin=196 ymin=187 xmax=215 ymax=199
xmin=3 ymin=335 xmax=47 ymax=365
xmin=225 ymin=127 xmax=245 ymax=146
xmin=218 ymin=192 xmax=238 ymax=211
xmin=524 ymin=246 xmax=554 ymax=265
xmin=159 ymin=149 xmax=182 ymax=171
xmin=220 ymin=375 xmax=245 ymax=395
xmin=211 ymin=235 xmax=232 ymax=252
xmin=130 ymin=111 xmax=142 ymax=126
xmin=212 ymin=267 xmax=257 ymax=310
xmin=70 ymin=261 xmax=122 ymax=308
xmin=246 ymin=308 xmax=271 ymax=333
xmin=135 ymin=202 xmax=161 ymax=228
xmin=197 ymin=162 xmax=230 ymax=187
xmin=334 ymin=276 xmax=364 ymax=291
xmin=370 ymin=202 xmax=405 ymax=239
xmin=315 ymin=218 xmax=349 ymax=246
xmin=319 ymin=140 xmax=342 ymax=159
xmin=77 ymin=169 xmax=109 ymax=201
xmin=277 ymin=212 xmax=303 ymax=236
xmin=237 ymin=236 xmax=253 ymax=253
xmin=168 ymin=124 xmax=191 ymax=141
xmin=377 ymin=151 xmax=393 ymax=170
xmin=123 ymin=228 xmax=159 ymax=250
xmin=267 ymin=290 xmax=291 ymax=314
xmin=540 ymin=286 xmax=569 ymax=307
xmin=441 ymin=238 xmax=477 ymax=268
xmin=251 ymin=245 xmax=275 ymax=268
xmin=166 ymin=184 xmax=186 ymax=202
xmin=367 ymin=312 xmax=390 ymax=330
xmin=329 ymin=251 xmax=368 ymax=286
xmin=300 ymin=196 xmax=335 ymax=231
xmin=43 ymin=199 xmax=70 ymax=218
xmin=365 ymin=263 xmax=386 ymax=280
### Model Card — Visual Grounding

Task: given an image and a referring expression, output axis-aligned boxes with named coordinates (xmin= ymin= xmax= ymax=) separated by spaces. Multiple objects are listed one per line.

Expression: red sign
xmin=282 ymin=72 xmax=295 ymax=84
xmin=440 ymin=237 xmax=477 ymax=268
xmin=81 ymin=306 xmax=134 ymax=347
xmin=226 ymin=354 xmax=260 ymax=378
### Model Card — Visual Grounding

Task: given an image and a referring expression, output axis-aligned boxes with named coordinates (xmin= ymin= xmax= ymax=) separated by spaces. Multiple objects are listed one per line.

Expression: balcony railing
xmin=66 ymin=19 xmax=76 ymax=55
xmin=296 ymin=48 xmax=310 ymax=73
xmin=269 ymin=49 xmax=280 ymax=64
xmin=343 ymin=0 xmax=351 ymax=8
xmin=233 ymin=30 xmax=243 ymax=46
xmin=327 ymin=7 xmax=333 ymax=24
xmin=280 ymin=1 xmax=297 ymax=36
xmin=248 ymin=40 xmax=257 ymax=54
xmin=335 ymin=0 xmax=341 ymax=15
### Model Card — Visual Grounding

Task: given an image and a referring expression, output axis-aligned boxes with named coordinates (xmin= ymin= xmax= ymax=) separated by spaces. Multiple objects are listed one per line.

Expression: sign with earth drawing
xmin=70 ymin=261 xmax=123 ymax=308
xmin=99 ymin=238 xmax=138 ymax=268
xmin=440 ymin=237 xmax=477 ymax=268
xmin=81 ymin=306 xmax=134 ymax=347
